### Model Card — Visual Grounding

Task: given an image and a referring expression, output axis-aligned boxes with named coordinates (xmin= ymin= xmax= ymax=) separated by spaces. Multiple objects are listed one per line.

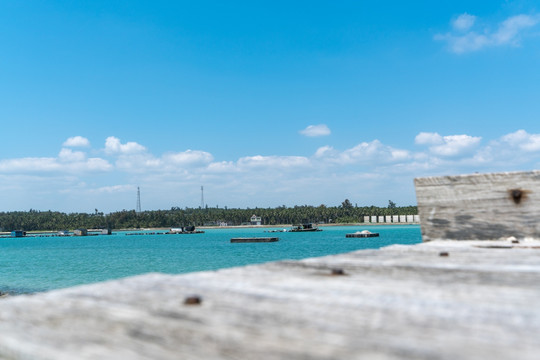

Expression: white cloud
xmin=238 ymin=155 xmax=311 ymax=169
xmin=452 ymin=13 xmax=476 ymax=31
xmin=441 ymin=32 xmax=490 ymax=54
xmin=163 ymin=150 xmax=214 ymax=166
xmin=58 ymin=148 xmax=86 ymax=162
xmin=430 ymin=135 xmax=482 ymax=157
xmin=465 ymin=130 xmax=540 ymax=169
xmin=63 ymin=136 xmax=90 ymax=147
xmin=340 ymin=140 xmax=386 ymax=163
xmin=0 ymin=156 xmax=112 ymax=174
xmin=114 ymin=153 xmax=161 ymax=172
xmin=494 ymin=14 xmax=540 ymax=45
xmin=111 ymin=149 xmax=214 ymax=174
xmin=207 ymin=161 xmax=237 ymax=173
xmin=411 ymin=130 xmax=540 ymax=172
xmin=415 ymin=132 xmax=443 ymax=145
xmin=415 ymin=133 xmax=482 ymax=157
xmin=84 ymin=158 xmax=113 ymax=171
xmin=89 ymin=184 xmax=135 ymax=194
xmin=5 ymin=130 xmax=540 ymax=212
xmin=0 ymin=158 xmax=60 ymax=173
xmin=436 ymin=13 xmax=540 ymax=53
xmin=390 ymin=149 xmax=410 ymax=161
xmin=105 ymin=136 xmax=146 ymax=155
xmin=300 ymin=124 xmax=331 ymax=137
xmin=314 ymin=145 xmax=338 ymax=158
xmin=500 ymin=129 xmax=540 ymax=152
xmin=314 ymin=140 xmax=411 ymax=165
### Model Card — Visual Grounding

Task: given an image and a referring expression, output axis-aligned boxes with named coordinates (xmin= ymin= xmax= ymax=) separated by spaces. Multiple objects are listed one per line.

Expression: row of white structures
xmin=364 ymin=215 xmax=419 ymax=223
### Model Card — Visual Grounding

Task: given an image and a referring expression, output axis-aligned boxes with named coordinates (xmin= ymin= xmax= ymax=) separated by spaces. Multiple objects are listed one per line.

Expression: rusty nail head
xmin=439 ymin=252 xmax=449 ymax=257
xmin=331 ymin=268 xmax=345 ymax=275
xmin=184 ymin=295 xmax=202 ymax=305
xmin=512 ymin=189 xmax=523 ymax=204
xmin=508 ymin=189 xmax=530 ymax=205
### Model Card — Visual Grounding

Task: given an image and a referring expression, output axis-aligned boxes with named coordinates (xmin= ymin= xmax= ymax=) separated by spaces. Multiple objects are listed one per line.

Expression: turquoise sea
xmin=0 ymin=225 xmax=421 ymax=294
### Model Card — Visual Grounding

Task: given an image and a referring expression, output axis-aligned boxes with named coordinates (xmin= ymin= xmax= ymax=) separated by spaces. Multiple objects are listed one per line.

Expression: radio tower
xmin=136 ymin=187 xmax=141 ymax=213
xmin=200 ymin=186 xmax=205 ymax=209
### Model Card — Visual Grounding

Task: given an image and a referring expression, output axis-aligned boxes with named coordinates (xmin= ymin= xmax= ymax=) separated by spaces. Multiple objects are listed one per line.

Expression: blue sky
xmin=1 ymin=1 xmax=540 ymax=212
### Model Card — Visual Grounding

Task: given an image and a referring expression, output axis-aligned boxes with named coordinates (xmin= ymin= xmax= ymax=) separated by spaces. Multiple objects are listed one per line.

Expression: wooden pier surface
xmin=0 ymin=239 xmax=539 ymax=359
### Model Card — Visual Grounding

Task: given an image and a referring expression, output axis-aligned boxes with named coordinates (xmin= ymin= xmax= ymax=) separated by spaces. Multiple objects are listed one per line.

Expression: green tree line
xmin=0 ymin=200 xmax=417 ymax=231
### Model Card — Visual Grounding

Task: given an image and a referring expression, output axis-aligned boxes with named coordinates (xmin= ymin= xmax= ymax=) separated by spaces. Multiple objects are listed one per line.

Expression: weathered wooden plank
xmin=415 ymin=171 xmax=540 ymax=241
xmin=0 ymin=240 xmax=539 ymax=360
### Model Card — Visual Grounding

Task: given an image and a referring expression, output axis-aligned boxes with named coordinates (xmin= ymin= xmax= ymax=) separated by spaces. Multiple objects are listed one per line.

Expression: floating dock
xmin=346 ymin=230 xmax=379 ymax=238
xmin=166 ymin=231 xmax=204 ymax=234
xmin=230 ymin=237 xmax=279 ymax=243
xmin=125 ymin=231 xmax=204 ymax=236
xmin=0 ymin=232 xmax=108 ymax=239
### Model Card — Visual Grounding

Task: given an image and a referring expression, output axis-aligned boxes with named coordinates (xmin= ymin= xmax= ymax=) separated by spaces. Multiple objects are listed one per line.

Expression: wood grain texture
xmin=0 ymin=240 xmax=539 ymax=360
xmin=415 ymin=171 xmax=540 ymax=241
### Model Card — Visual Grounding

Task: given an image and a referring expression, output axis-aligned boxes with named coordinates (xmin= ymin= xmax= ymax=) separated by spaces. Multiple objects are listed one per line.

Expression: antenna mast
xmin=136 ymin=186 xmax=141 ymax=213
xmin=200 ymin=186 xmax=205 ymax=209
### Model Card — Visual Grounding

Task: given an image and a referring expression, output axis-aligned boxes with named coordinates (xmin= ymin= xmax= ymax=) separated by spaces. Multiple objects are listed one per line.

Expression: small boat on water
xmin=346 ymin=230 xmax=379 ymax=238
xmin=290 ymin=223 xmax=322 ymax=232
xmin=167 ymin=226 xmax=204 ymax=234
xmin=265 ymin=229 xmax=288 ymax=233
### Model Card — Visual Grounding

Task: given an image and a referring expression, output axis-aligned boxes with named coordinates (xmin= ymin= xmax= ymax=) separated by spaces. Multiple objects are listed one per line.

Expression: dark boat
xmin=290 ymin=223 xmax=322 ymax=232
xmin=166 ymin=226 xmax=204 ymax=234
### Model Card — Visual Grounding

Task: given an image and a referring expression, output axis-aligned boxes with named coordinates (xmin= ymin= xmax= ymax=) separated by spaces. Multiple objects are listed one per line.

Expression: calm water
xmin=0 ymin=225 xmax=421 ymax=294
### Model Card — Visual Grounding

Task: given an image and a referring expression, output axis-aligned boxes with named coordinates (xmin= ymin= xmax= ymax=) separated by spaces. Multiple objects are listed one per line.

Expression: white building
xmin=250 ymin=215 xmax=262 ymax=226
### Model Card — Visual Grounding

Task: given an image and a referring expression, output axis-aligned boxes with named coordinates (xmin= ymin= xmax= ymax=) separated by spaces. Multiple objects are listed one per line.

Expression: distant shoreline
xmin=116 ymin=223 xmax=419 ymax=231
xmin=0 ymin=222 xmax=420 ymax=236
xmin=197 ymin=223 xmax=419 ymax=229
